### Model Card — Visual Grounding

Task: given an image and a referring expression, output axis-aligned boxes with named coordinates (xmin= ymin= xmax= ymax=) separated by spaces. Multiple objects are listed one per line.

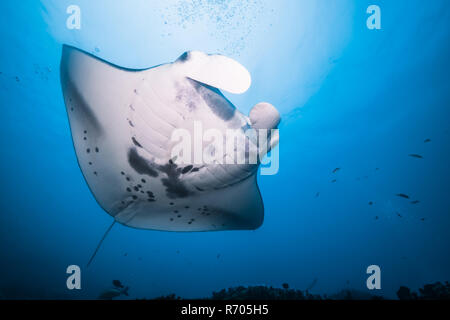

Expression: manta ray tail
xmin=87 ymin=220 xmax=116 ymax=267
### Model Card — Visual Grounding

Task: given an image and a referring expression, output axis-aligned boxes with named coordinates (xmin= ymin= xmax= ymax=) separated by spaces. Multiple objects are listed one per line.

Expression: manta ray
xmin=60 ymin=45 xmax=280 ymax=264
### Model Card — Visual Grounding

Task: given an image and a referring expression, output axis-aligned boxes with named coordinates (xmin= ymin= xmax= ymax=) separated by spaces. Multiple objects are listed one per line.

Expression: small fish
xmin=410 ymin=200 xmax=420 ymax=204
xmin=332 ymin=168 xmax=340 ymax=174
xmin=396 ymin=212 xmax=402 ymax=218
xmin=375 ymin=168 xmax=380 ymax=171
xmin=408 ymin=154 xmax=423 ymax=159
xmin=98 ymin=286 xmax=129 ymax=300
xmin=123 ymin=253 xmax=127 ymax=256
xmin=424 ymin=139 xmax=431 ymax=143
xmin=112 ymin=280 xmax=124 ymax=288
xmin=375 ymin=216 xmax=379 ymax=220
xmin=396 ymin=193 xmax=410 ymax=199
xmin=217 ymin=254 xmax=221 ymax=259
xmin=331 ymin=179 xmax=337 ymax=183
xmin=315 ymin=192 xmax=320 ymax=198
xmin=421 ymin=218 xmax=425 ymax=221
xmin=368 ymin=201 xmax=373 ymax=206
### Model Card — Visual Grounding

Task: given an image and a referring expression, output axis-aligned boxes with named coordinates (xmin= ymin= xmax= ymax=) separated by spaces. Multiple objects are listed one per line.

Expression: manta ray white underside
xmin=60 ymin=45 xmax=280 ymax=232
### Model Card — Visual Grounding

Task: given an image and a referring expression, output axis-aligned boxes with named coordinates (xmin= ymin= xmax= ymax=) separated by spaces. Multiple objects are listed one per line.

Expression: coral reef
xmin=397 ymin=282 xmax=450 ymax=300
xmin=210 ymin=285 xmax=321 ymax=300
xmin=153 ymin=293 xmax=182 ymax=300
xmin=149 ymin=282 xmax=450 ymax=300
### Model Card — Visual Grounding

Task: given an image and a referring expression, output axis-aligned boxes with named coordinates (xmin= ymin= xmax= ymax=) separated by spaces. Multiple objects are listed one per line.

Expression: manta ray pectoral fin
xmin=175 ymin=51 xmax=251 ymax=94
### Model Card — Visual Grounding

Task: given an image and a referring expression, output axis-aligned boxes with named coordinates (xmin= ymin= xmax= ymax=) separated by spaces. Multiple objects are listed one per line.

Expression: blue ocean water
xmin=0 ymin=0 xmax=449 ymax=299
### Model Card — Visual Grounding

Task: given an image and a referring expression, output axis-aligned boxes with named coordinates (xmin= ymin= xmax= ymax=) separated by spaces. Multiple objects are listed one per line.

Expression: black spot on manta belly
xmin=127 ymin=148 xmax=158 ymax=177
xmin=128 ymin=149 xmax=193 ymax=199
xmin=182 ymin=165 xmax=193 ymax=174
xmin=177 ymin=52 xmax=189 ymax=62
xmin=187 ymin=101 xmax=196 ymax=111
xmin=131 ymin=137 xmax=143 ymax=148
xmin=158 ymin=161 xmax=193 ymax=199
xmin=67 ymin=82 xmax=103 ymax=138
